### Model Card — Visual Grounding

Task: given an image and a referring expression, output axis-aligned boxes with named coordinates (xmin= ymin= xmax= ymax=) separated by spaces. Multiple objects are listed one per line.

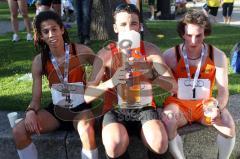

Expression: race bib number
xmin=177 ymin=78 xmax=210 ymax=100
xmin=51 ymin=82 xmax=84 ymax=108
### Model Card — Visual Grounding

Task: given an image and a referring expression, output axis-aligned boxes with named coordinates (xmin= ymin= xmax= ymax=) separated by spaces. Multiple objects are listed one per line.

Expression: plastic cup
xmin=15 ymin=118 xmax=23 ymax=125
xmin=7 ymin=112 xmax=18 ymax=128
xmin=118 ymin=30 xmax=140 ymax=49
xmin=202 ymin=98 xmax=218 ymax=125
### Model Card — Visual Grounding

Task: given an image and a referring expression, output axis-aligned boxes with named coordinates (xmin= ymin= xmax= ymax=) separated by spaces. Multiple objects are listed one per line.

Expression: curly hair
xmin=177 ymin=9 xmax=212 ymax=39
xmin=32 ymin=11 xmax=70 ymax=75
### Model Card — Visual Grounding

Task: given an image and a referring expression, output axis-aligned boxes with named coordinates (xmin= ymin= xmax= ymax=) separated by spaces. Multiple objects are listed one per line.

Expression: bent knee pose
xmin=84 ymin=3 xmax=177 ymax=159
xmin=162 ymin=9 xmax=235 ymax=159
xmin=12 ymin=11 xmax=98 ymax=159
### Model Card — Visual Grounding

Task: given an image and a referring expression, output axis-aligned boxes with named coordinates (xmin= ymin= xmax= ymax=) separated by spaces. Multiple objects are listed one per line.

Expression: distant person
xmin=75 ymin=0 xmax=93 ymax=45
xmin=39 ymin=0 xmax=61 ymax=16
xmin=62 ymin=0 xmax=75 ymax=22
xmin=148 ymin=0 xmax=155 ymax=20
xmin=35 ymin=0 xmax=41 ymax=15
xmin=155 ymin=0 xmax=161 ymax=17
xmin=162 ymin=9 xmax=235 ymax=159
xmin=207 ymin=0 xmax=221 ymax=22
xmin=222 ymin=0 xmax=234 ymax=24
xmin=7 ymin=0 xmax=33 ymax=42
xmin=156 ymin=0 xmax=173 ymax=19
xmin=176 ymin=0 xmax=187 ymax=15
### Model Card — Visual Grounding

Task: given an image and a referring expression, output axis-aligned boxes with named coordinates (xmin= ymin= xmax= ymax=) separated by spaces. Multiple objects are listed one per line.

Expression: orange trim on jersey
xmin=164 ymin=44 xmax=216 ymax=122
xmin=45 ymin=44 xmax=85 ymax=87
xmin=103 ymin=41 xmax=156 ymax=109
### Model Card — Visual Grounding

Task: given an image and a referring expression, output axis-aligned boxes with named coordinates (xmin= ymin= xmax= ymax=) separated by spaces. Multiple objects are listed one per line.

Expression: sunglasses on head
xmin=115 ymin=3 xmax=139 ymax=14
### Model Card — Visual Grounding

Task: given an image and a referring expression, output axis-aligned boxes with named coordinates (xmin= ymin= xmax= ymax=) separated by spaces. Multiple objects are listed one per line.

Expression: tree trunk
xmin=90 ymin=0 xmax=124 ymax=40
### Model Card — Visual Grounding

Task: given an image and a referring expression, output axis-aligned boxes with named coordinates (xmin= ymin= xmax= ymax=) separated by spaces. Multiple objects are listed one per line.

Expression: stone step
xmin=0 ymin=94 xmax=240 ymax=159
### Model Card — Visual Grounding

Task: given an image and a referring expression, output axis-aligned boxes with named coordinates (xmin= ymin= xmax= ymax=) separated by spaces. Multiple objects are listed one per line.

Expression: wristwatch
xmin=25 ymin=106 xmax=38 ymax=114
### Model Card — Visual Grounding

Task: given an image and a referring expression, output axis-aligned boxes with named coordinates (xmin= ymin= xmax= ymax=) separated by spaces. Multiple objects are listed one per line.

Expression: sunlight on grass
xmin=157 ymin=34 xmax=165 ymax=38
xmin=0 ymin=3 xmax=239 ymax=110
xmin=0 ymin=75 xmax=51 ymax=110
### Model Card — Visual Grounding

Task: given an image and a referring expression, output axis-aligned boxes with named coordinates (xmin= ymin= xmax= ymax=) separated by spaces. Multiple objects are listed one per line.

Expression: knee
xmin=104 ymin=140 xmax=119 ymax=157
xmin=162 ymin=112 xmax=178 ymax=131
xmin=102 ymin=135 xmax=128 ymax=158
xmin=103 ymin=140 xmax=126 ymax=158
xmin=147 ymin=133 xmax=168 ymax=154
xmin=11 ymin=12 xmax=18 ymax=19
xmin=21 ymin=12 xmax=29 ymax=19
xmin=12 ymin=124 xmax=28 ymax=144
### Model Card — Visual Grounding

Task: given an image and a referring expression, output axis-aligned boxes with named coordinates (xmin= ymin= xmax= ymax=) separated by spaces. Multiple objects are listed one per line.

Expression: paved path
xmin=185 ymin=1 xmax=240 ymax=27
xmin=0 ymin=20 xmax=25 ymax=35
xmin=0 ymin=1 xmax=240 ymax=36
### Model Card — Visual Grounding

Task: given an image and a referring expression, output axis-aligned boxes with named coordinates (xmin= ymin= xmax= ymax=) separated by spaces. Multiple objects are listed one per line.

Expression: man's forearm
xmin=84 ymin=79 xmax=115 ymax=103
xmin=216 ymin=88 xmax=229 ymax=110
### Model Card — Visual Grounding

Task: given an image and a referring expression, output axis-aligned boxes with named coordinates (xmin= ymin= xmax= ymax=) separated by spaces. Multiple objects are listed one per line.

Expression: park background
xmin=0 ymin=0 xmax=239 ymax=110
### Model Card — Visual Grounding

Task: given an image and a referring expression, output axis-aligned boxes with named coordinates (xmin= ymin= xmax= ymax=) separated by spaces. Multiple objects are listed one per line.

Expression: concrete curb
xmin=0 ymin=94 xmax=240 ymax=159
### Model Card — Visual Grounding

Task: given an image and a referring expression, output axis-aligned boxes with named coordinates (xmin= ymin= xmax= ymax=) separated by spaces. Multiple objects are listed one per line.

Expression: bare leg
xmin=17 ymin=0 xmax=31 ymax=33
xmin=141 ymin=119 xmax=168 ymax=154
xmin=223 ymin=16 xmax=228 ymax=24
xmin=162 ymin=104 xmax=188 ymax=159
xmin=13 ymin=110 xmax=60 ymax=149
xmin=102 ymin=123 xmax=129 ymax=158
xmin=73 ymin=111 xmax=98 ymax=159
xmin=12 ymin=110 xmax=60 ymax=159
xmin=200 ymin=109 xmax=236 ymax=159
xmin=227 ymin=17 xmax=231 ymax=24
xmin=149 ymin=5 xmax=155 ymax=20
xmin=7 ymin=0 xmax=19 ymax=34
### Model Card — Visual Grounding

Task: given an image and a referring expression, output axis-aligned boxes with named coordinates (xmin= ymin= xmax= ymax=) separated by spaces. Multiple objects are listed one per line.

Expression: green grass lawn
xmin=146 ymin=20 xmax=240 ymax=97
xmin=0 ymin=26 xmax=103 ymax=111
xmin=0 ymin=2 xmax=240 ymax=111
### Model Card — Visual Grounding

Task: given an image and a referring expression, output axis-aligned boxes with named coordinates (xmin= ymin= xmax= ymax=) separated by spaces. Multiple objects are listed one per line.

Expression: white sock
xmin=169 ymin=134 xmax=185 ymax=159
xmin=17 ymin=142 xmax=38 ymax=159
xmin=217 ymin=135 xmax=235 ymax=159
xmin=81 ymin=148 xmax=98 ymax=159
